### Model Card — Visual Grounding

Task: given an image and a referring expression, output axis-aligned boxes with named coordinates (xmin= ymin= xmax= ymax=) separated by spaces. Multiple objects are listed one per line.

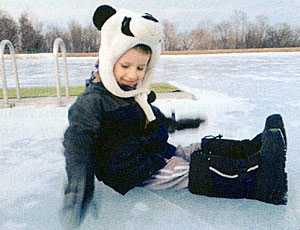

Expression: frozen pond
xmin=2 ymin=52 xmax=300 ymax=89
xmin=1 ymin=52 xmax=300 ymax=229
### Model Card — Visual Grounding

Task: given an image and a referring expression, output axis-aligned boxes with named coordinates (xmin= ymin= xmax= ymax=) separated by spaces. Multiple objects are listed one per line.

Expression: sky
xmin=1 ymin=0 xmax=300 ymax=32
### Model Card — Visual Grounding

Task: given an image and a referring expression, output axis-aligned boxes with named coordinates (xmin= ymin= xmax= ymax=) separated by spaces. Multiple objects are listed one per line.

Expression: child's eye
xmin=137 ymin=66 xmax=145 ymax=71
xmin=121 ymin=64 xmax=129 ymax=68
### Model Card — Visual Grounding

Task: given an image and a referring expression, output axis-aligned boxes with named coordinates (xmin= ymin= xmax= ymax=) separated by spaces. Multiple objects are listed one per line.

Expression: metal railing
xmin=53 ymin=38 xmax=70 ymax=106
xmin=1 ymin=38 xmax=71 ymax=107
xmin=0 ymin=40 xmax=21 ymax=107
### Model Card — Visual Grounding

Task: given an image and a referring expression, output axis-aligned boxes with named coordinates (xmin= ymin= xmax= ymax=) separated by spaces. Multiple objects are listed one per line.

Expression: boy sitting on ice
xmin=60 ymin=5 xmax=287 ymax=229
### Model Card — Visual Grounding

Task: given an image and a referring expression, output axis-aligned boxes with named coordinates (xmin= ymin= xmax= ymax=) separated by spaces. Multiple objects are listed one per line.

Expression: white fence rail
xmin=0 ymin=40 xmax=21 ymax=107
xmin=1 ymin=38 xmax=72 ymax=107
xmin=53 ymin=38 xmax=70 ymax=106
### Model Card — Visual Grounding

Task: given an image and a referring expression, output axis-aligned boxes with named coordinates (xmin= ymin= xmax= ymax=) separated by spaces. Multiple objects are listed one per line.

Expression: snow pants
xmin=141 ymin=143 xmax=200 ymax=190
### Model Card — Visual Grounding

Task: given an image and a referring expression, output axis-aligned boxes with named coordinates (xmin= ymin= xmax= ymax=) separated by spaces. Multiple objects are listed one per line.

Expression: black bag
xmin=189 ymin=135 xmax=261 ymax=199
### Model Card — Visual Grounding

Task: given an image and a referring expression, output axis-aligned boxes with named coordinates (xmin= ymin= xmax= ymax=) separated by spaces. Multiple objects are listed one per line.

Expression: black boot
xmin=254 ymin=129 xmax=287 ymax=204
xmin=249 ymin=113 xmax=287 ymax=154
xmin=188 ymin=114 xmax=287 ymax=205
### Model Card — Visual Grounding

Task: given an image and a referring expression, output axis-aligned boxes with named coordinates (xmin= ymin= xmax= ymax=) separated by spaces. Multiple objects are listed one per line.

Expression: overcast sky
xmin=1 ymin=0 xmax=300 ymax=31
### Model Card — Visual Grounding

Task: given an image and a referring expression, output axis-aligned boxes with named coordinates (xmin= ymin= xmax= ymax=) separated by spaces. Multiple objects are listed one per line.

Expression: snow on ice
xmin=1 ymin=52 xmax=300 ymax=229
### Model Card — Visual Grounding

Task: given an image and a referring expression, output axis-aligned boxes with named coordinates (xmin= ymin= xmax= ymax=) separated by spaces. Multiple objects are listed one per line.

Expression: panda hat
xmin=93 ymin=5 xmax=162 ymax=122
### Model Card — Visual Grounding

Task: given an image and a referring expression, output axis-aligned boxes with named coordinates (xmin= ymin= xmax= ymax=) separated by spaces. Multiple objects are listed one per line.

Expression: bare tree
xmin=214 ymin=21 xmax=234 ymax=49
xmin=266 ymin=23 xmax=294 ymax=47
xmin=245 ymin=23 xmax=257 ymax=48
xmin=190 ymin=21 xmax=214 ymax=50
xmin=245 ymin=16 xmax=270 ymax=48
xmin=255 ymin=15 xmax=269 ymax=48
xmin=0 ymin=10 xmax=19 ymax=49
xmin=178 ymin=32 xmax=194 ymax=51
xmin=44 ymin=26 xmax=58 ymax=53
xmin=44 ymin=25 xmax=71 ymax=52
xmin=230 ymin=10 xmax=248 ymax=48
xmin=69 ymin=21 xmax=84 ymax=53
xmin=277 ymin=23 xmax=294 ymax=47
xmin=18 ymin=13 xmax=37 ymax=52
xmin=32 ymin=20 xmax=46 ymax=52
xmin=82 ymin=24 xmax=100 ymax=53
xmin=293 ymin=26 xmax=300 ymax=47
xmin=162 ymin=20 xmax=180 ymax=51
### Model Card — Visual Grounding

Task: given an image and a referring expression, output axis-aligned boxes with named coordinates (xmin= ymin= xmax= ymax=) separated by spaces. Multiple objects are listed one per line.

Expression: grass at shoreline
xmin=0 ymin=83 xmax=180 ymax=99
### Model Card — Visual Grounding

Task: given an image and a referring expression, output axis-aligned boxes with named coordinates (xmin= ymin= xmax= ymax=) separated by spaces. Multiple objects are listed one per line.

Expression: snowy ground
xmin=1 ymin=52 xmax=300 ymax=229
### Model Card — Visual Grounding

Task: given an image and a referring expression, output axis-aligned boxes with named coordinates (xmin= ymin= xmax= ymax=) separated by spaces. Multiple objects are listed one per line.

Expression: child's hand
xmin=165 ymin=111 xmax=206 ymax=133
xmin=59 ymin=163 xmax=95 ymax=229
xmin=60 ymin=179 xmax=86 ymax=229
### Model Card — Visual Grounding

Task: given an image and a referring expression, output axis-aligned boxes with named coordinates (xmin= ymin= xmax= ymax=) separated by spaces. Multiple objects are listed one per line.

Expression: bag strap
xmin=202 ymin=134 xmax=223 ymax=140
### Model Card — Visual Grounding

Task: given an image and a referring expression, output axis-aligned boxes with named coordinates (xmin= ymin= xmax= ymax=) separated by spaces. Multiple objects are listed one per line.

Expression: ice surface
xmin=1 ymin=52 xmax=300 ymax=229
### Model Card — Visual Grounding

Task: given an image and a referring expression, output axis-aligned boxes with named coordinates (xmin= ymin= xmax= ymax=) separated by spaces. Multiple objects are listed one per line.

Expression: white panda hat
xmin=93 ymin=5 xmax=163 ymax=122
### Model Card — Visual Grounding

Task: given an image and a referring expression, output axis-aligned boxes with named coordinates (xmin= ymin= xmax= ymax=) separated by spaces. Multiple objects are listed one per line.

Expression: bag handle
xmin=203 ymin=134 xmax=223 ymax=140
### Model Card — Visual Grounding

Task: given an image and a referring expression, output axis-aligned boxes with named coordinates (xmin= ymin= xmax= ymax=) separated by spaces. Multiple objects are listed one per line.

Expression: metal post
xmin=53 ymin=38 xmax=70 ymax=106
xmin=0 ymin=40 xmax=21 ymax=107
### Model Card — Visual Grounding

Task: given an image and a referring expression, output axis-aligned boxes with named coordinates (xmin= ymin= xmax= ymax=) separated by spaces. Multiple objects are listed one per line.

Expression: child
xmin=60 ymin=5 xmax=287 ymax=229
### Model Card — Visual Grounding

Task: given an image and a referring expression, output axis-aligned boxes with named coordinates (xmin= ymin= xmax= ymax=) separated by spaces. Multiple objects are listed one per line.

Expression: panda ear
xmin=93 ymin=5 xmax=116 ymax=31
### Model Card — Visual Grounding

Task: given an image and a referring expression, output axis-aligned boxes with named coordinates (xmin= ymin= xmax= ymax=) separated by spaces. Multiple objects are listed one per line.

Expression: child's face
xmin=113 ymin=48 xmax=151 ymax=88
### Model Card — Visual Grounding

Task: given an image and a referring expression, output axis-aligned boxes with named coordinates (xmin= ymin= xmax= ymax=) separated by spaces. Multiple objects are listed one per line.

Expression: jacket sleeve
xmin=60 ymin=95 xmax=102 ymax=229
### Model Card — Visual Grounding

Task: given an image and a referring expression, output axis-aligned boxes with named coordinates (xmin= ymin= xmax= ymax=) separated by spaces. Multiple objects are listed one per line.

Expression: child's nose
xmin=127 ymin=70 xmax=138 ymax=80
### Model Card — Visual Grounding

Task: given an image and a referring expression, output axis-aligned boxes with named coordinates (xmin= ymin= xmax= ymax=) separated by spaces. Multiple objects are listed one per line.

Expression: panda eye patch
xmin=121 ymin=17 xmax=134 ymax=37
xmin=142 ymin=13 xmax=159 ymax=23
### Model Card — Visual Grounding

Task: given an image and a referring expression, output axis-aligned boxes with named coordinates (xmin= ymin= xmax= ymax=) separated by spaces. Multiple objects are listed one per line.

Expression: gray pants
xmin=141 ymin=143 xmax=201 ymax=190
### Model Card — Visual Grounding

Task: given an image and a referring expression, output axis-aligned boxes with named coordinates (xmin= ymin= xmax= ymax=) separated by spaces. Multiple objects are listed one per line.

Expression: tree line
xmin=163 ymin=10 xmax=300 ymax=51
xmin=1 ymin=10 xmax=300 ymax=53
xmin=0 ymin=11 xmax=100 ymax=53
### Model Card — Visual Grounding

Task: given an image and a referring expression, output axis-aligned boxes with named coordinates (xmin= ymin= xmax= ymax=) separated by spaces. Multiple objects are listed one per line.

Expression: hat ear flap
xmin=93 ymin=5 xmax=116 ymax=31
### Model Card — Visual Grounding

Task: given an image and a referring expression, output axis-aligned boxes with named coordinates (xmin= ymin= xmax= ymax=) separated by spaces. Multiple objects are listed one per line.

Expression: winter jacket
xmin=63 ymin=82 xmax=176 ymax=196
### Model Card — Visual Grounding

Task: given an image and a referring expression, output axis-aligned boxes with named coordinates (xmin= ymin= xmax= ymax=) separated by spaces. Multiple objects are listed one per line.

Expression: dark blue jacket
xmin=63 ymin=82 xmax=176 ymax=196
